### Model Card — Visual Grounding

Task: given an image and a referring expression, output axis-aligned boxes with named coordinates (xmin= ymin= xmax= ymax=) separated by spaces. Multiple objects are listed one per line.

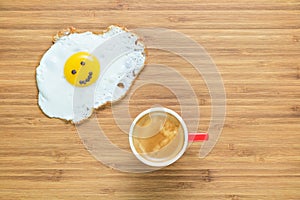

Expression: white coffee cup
xmin=129 ymin=107 xmax=208 ymax=167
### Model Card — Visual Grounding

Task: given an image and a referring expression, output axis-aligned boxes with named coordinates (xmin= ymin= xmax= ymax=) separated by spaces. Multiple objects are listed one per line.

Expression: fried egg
xmin=36 ymin=25 xmax=146 ymax=123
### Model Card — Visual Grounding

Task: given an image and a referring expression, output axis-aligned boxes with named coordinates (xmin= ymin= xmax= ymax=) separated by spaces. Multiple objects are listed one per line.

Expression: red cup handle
xmin=188 ymin=133 xmax=209 ymax=142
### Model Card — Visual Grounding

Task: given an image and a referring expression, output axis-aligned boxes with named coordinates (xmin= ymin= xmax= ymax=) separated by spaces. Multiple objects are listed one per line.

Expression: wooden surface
xmin=1 ymin=0 xmax=300 ymax=199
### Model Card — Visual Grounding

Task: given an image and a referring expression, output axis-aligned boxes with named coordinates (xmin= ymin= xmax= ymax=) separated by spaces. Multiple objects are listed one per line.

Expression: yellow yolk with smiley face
xmin=64 ymin=52 xmax=100 ymax=87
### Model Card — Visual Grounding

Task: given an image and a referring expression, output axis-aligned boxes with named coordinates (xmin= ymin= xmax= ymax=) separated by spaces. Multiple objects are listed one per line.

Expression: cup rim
xmin=129 ymin=107 xmax=188 ymax=167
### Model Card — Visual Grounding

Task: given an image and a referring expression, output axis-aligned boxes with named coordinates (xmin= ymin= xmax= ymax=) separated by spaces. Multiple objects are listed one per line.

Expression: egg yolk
xmin=64 ymin=52 xmax=100 ymax=87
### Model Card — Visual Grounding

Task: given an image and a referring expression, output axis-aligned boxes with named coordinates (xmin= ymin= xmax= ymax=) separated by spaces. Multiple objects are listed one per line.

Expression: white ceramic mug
xmin=129 ymin=107 xmax=208 ymax=167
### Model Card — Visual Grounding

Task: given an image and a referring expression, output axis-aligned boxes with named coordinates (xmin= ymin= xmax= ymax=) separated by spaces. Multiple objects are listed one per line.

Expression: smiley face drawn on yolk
xmin=64 ymin=52 xmax=100 ymax=87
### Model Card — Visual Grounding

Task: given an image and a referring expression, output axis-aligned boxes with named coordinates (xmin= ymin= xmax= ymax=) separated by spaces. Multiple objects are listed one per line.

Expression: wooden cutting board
xmin=0 ymin=0 xmax=299 ymax=199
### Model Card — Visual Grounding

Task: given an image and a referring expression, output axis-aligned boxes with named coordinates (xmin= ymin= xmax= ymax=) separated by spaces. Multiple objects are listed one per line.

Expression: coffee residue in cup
xmin=132 ymin=112 xmax=182 ymax=154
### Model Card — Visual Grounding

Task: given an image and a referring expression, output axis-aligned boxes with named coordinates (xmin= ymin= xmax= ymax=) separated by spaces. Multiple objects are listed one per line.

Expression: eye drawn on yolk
xmin=64 ymin=52 xmax=100 ymax=87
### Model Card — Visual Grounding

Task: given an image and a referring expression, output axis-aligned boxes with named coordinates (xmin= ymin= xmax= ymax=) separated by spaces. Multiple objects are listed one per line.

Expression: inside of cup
xmin=131 ymin=110 xmax=185 ymax=164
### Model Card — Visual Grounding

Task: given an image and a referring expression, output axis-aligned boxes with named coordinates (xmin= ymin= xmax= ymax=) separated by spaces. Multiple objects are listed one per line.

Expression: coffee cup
xmin=129 ymin=107 xmax=208 ymax=167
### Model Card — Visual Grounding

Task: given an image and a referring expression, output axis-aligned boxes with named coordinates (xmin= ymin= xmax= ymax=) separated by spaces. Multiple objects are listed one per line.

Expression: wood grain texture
xmin=0 ymin=0 xmax=300 ymax=199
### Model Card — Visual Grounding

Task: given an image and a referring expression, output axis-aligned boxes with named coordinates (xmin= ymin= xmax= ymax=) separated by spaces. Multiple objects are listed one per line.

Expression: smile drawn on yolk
xmin=64 ymin=52 xmax=100 ymax=87
xmin=78 ymin=71 xmax=93 ymax=85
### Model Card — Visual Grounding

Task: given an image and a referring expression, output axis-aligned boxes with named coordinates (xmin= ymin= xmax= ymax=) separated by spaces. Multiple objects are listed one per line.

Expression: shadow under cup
xmin=129 ymin=108 xmax=188 ymax=167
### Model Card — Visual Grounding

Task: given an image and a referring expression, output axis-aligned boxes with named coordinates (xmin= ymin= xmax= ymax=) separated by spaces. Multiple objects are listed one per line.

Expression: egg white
xmin=36 ymin=26 xmax=146 ymax=123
